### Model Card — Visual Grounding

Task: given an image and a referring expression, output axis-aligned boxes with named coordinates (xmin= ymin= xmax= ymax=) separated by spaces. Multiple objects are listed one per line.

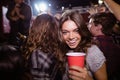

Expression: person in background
xmin=87 ymin=12 xmax=120 ymax=80
xmin=23 ymin=14 xmax=64 ymax=80
xmin=6 ymin=0 xmax=32 ymax=45
xmin=103 ymin=0 xmax=120 ymax=45
xmin=0 ymin=45 xmax=31 ymax=80
xmin=104 ymin=0 xmax=120 ymax=21
xmin=59 ymin=10 xmax=107 ymax=80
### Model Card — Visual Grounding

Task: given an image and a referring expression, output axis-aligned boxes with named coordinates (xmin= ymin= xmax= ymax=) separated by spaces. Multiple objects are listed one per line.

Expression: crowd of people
xmin=0 ymin=0 xmax=120 ymax=80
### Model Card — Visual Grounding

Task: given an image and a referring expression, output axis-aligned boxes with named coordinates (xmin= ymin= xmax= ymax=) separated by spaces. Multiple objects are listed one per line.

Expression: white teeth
xmin=69 ymin=40 xmax=75 ymax=43
xmin=68 ymin=38 xmax=77 ymax=43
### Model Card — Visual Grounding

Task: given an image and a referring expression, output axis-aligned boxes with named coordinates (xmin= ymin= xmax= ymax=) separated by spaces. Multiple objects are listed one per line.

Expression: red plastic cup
xmin=66 ymin=52 xmax=86 ymax=68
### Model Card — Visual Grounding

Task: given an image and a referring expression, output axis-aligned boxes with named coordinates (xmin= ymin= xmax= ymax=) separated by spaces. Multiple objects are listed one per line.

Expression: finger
xmin=69 ymin=67 xmax=88 ymax=80
xmin=69 ymin=66 xmax=84 ymax=72
xmin=69 ymin=74 xmax=81 ymax=80
xmin=69 ymin=69 xmax=85 ymax=79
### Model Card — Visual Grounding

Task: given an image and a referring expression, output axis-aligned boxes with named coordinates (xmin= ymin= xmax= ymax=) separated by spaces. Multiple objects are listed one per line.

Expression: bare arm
xmin=104 ymin=0 xmax=120 ymax=21
xmin=68 ymin=62 xmax=107 ymax=80
xmin=94 ymin=62 xmax=108 ymax=80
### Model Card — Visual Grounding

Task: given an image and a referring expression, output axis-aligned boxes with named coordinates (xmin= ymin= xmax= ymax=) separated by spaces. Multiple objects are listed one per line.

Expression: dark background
xmin=0 ymin=0 xmax=120 ymax=42
xmin=1 ymin=0 xmax=120 ymax=7
xmin=1 ymin=0 xmax=97 ymax=6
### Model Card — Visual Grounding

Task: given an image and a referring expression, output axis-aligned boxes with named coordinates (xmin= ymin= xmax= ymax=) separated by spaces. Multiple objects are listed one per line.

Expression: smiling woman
xmin=59 ymin=10 xmax=107 ymax=80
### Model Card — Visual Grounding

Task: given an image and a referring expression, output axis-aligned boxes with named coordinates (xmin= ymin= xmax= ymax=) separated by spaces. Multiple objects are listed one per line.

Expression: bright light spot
xmin=62 ymin=6 xmax=64 ymax=10
xmin=34 ymin=2 xmax=48 ymax=12
xmin=39 ymin=2 xmax=48 ymax=12
xmin=98 ymin=0 xmax=103 ymax=5
xmin=34 ymin=4 xmax=39 ymax=12
xmin=49 ymin=4 xmax=51 ymax=7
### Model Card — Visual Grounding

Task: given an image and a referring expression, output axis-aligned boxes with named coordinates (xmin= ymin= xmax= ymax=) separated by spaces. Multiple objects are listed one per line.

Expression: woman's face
xmin=61 ymin=20 xmax=81 ymax=49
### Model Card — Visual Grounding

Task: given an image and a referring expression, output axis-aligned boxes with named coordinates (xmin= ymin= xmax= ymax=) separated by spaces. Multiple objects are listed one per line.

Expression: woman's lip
xmin=68 ymin=41 xmax=76 ymax=46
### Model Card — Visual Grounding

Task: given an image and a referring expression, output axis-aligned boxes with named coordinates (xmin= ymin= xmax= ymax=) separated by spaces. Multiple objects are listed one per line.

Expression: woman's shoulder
xmin=87 ymin=45 xmax=101 ymax=53
xmin=87 ymin=45 xmax=105 ymax=58
xmin=87 ymin=44 xmax=105 ymax=59
xmin=86 ymin=45 xmax=106 ymax=72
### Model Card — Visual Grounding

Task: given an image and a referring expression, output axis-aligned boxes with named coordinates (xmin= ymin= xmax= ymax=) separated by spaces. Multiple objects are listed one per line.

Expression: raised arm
xmin=104 ymin=0 xmax=120 ymax=21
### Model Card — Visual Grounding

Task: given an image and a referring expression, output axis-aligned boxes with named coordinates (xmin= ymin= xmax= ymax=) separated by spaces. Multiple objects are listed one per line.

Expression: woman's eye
xmin=62 ymin=31 xmax=68 ymax=34
xmin=74 ymin=29 xmax=79 ymax=33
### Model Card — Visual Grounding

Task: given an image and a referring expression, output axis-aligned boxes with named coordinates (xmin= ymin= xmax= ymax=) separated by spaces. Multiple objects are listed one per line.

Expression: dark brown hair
xmin=89 ymin=12 xmax=117 ymax=35
xmin=59 ymin=10 xmax=93 ymax=53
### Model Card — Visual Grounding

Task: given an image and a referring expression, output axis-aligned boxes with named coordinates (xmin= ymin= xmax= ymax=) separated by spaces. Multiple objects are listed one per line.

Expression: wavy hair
xmin=23 ymin=14 xmax=63 ymax=63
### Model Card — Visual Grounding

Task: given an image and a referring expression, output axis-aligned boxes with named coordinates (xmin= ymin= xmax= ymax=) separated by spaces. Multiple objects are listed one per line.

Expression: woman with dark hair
xmin=59 ymin=10 xmax=107 ymax=80
xmin=23 ymin=14 xmax=64 ymax=80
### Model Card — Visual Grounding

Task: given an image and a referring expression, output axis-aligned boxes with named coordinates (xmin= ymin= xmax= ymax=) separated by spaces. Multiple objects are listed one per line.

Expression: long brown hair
xmin=23 ymin=14 xmax=63 ymax=63
xmin=59 ymin=10 xmax=94 ymax=54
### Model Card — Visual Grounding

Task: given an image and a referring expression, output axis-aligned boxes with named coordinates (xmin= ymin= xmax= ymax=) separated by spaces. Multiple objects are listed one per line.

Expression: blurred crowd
xmin=0 ymin=0 xmax=120 ymax=80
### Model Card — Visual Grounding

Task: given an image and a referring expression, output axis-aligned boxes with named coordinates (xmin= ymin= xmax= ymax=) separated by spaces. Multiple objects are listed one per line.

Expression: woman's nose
xmin=69 ymin=32 xmax=74 ymax=39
